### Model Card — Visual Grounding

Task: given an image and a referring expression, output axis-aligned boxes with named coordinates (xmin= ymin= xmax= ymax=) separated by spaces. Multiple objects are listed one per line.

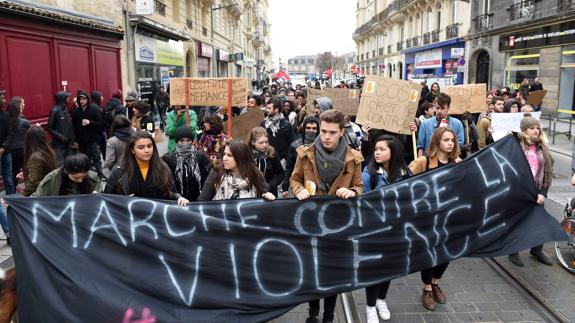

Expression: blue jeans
xmin=1 ymin=152 xmax=15 ymax=195
xmin=0 ymin=205 xmax=7 ymax=236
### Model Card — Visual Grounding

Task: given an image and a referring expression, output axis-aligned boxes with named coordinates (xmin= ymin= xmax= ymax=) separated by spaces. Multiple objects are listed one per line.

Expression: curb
xmin=549 ymin=147 xmax=572 ymax=158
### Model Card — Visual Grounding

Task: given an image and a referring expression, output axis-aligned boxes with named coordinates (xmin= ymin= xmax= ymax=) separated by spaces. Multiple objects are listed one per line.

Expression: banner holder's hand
xmin=262 ymin=192 xmax=275 ymax=201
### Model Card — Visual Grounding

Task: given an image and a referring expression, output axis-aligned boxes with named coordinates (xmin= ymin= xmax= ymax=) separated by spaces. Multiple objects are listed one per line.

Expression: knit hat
xmin=175 ymin=126 xmax=195 ymax=142
xmin=520 ymin=113 xmax=541 ymax=132
xmin=125 ymin=90 xmax=138 ymax=101
xmin=112 ymin=89 xmax=123 ymax=100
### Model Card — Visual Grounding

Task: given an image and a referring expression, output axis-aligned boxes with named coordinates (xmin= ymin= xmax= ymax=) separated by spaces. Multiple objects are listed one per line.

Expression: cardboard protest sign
xmin=443 ymin=84 xmax=487 ymax=114
xmin=170 ymin=78 xmax=248 ymax=106
xmin=7 ymin=136 xmax=566 ymax=323
xmin=355 ymin=76 xmax=422 ymax=135
xmin=527 ymin=90 xmax=547 ymax=106
xmin=491 ymin=112 xmax=541 ymax=141
xmin=306 ymin=88 xmax=361 ymax=115
xmin=231 ymin=108 xmax=265 ymax=142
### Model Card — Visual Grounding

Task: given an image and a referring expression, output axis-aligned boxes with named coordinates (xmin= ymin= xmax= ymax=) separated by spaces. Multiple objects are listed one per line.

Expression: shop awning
xmin=130 ymin=15 xmax=190 ymax=42
xmin=402 ymin=38 xmax=463 ymax=55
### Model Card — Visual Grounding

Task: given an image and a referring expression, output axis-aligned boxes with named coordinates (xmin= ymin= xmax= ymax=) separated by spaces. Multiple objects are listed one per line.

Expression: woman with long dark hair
xmin=198 ymin=140 xmax=275 ymax=201
xmin=409 ymin=127 xmax=460 ymax=312
xmin=105 ymin=131 xmax=188 ymax=206
xmin=3 ymin=96 xmax=30 ymax=186
xmin=362 ymin=135 xmax=411 ymax=322
xmin=248 ymin=127 xmax=284 ymax=197
xmin=22 ymin=126 xmax=58 ymax=196
xmin=31 ymin=154 xmax=104 ymax=197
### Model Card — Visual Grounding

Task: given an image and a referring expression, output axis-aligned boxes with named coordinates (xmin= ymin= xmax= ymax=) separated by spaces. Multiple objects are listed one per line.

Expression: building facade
xmin=287 ymin=55 xmax=317 ymax=75
xmin=354 ymin=0 xmax=470 ymax=88
xmin=0 ymin=0 xmax=272 ymax=122
xmin=465 ymin=0 xmax=575 ymax=111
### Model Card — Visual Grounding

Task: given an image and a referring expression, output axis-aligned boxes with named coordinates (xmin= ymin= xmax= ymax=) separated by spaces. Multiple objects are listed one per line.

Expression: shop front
xmin=197 ymin=42 xmax=213 ymax=77
xmin=217 ymin=49 xmax=229 ymax=77
xmin=404 ymin=39 xmax=465 ymax=87
xmin=135 ymin=34 xmax=184 ymax=103
xmin=499 ymin=19 xmax=575 ymax=110
xmin=230 ymin=52 xmax=244 ymax=78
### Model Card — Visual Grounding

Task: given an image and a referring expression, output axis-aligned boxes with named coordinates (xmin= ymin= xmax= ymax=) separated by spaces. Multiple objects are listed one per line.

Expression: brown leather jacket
xmin=290 ymin=144 xmax=364 ymax=196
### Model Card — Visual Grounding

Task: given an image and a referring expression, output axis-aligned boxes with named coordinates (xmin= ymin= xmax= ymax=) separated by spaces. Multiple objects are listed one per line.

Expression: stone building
xmin=465 ymin=0 xmax=575 ymax=110
xmin=0 ymin=0 xmax=272 ymax=123
xmin=354 ymin=0 xmax=470 ymax=87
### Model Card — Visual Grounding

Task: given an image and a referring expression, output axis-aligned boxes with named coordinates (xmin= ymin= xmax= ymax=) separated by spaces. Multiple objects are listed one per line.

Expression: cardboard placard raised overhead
xmin=231 ymin=108 xmax=266 ymax=142
xmin=527 ymin=90 xmax=547 ymax=106
xmin=491 ymin=112 xmax=542 ymax=141
xmin=355 ymin=76 xmax=422 ymax=135
xmin=170 ymin=78 xmax=248 ymax=107
xmin=306 ymin=88 xmax=361 ymax=115
xmin=443 ymin=84 xmax=487 ymax=114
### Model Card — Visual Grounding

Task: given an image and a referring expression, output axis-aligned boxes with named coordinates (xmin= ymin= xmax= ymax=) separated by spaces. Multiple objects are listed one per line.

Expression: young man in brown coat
xmin=290 ymin=109 xmax=363 ymax=323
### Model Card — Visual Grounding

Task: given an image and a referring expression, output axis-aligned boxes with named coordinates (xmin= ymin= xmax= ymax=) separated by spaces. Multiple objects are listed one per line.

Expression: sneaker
xmin=431 ymin=284 xmax=446 ymax=304
xmin=508 ymin=253 xmax=524 ymax=267
xmin=530 ymin=250 xmax=553 ymax=266
xmin=366 ymin=305 xmax=379 ymax=323
xmin=375 ymin=299 xmax=391 ymax=320
xmin=422 ymin=289 xmax=436 ymax=311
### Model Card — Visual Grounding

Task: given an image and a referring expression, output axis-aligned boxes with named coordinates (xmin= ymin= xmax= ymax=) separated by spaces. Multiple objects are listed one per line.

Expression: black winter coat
xmin=260 ymin=118 xmax=294 ymax=160
xmin=48 ymin=104 xmax=75 ymax=148
xmin=162 ymin=150 xmax=212 ymax=202
xmin=104 ymin=164 xmax=181 ymax=201
xmin=3 ymin=117 xmax=30 ymax=152
xmin=71 ymin=105 xmax=103 ymax=144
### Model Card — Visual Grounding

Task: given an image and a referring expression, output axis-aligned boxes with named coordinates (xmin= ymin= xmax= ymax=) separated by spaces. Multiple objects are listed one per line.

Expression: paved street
xmin=272 ymin=119 xmax=575 ymax=323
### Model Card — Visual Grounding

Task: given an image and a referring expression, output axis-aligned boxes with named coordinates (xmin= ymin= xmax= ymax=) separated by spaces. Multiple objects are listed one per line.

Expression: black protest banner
xmin=7 ymin=135 xmax=566 ymax=323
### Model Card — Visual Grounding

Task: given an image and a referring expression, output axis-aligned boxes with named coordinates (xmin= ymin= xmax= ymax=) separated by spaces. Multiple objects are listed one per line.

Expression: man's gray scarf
xmin=314 ymin=136 xmax=346 ymax=193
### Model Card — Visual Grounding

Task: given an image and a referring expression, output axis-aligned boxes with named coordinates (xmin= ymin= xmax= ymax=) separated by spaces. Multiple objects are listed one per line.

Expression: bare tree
xmin=316 ymin=52 xmax=335 ymax=73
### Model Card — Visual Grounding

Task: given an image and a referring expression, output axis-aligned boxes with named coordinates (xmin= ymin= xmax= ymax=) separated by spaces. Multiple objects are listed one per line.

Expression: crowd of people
xmin=0 ymin=75 xmax=555 ymax=322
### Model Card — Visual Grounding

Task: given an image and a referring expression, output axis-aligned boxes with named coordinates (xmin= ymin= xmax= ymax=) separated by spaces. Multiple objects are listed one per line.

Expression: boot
xmin=421 ymin=289 xmax=436 ymax=311
xmin=530 ymin=249 xmax=553 ymax=266
xmin=508 ymin=253 xmax=524 ymax=267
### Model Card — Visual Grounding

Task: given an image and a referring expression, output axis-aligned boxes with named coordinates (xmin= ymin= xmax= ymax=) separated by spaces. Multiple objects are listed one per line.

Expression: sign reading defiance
xmin=306 ymin=88 xmax=361 ymax=116
xmin=356 ymin=76 xmax=422 ymax=135
xmin=169 ymin=78 xmax=248 ymax=106
xmin=443 ymin=84 xmax=487 ymax=115
xmin=7 ymin=136 xmax=566 ymax=323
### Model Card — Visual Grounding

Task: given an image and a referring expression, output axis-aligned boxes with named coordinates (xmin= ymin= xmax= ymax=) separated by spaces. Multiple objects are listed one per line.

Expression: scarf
xmin=214 ymin=172 xmax=257 ymax=200
xmin=314 ymin=136 xmax=347 ymax=193
xmin=252 ymin=150 xmax=269 ymax=175
xmin=263 ymin=113 xmax=283 ymax=137
xmin=175 ymin=143 xmax=202 ymax=197
xmin=303 ymin=131 xmax=317 ymax=145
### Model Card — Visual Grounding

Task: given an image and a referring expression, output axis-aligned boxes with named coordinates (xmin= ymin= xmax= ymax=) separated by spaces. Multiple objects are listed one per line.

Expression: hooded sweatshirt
xmin=48 ymin=91 xmax=75 ymax=147
xmin=71 ymin=90 xmax=103 ymax=144
xmin=314 ymin=97 xmax=333 ymax=115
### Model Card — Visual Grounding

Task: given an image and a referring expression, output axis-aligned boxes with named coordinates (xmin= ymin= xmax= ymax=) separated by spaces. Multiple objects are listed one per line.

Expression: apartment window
xmin=436 ymin=4 xmax=442 ymax=30
xmin=427 ymin=8 xmax=433 ymax=32
xmin=400 ymin=23 xmax=405 ymax=41
xmin=452 ymin=0 xmax=458 ymax=24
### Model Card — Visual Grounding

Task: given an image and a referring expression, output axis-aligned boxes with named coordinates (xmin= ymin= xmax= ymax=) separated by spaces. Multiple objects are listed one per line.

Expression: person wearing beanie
xmin=125 ymin=90 xmax=138 ymax=119
xmin=162 ymin=126 xmax=212 ymax=202
xmin=166 ymin=106 xmax=197 ymax=153
xmin=71 ymin=90 xmax=105 ymax=179
xmin=508 ymin=114 xmax=554 ymax=267
xmin=48 ymin=91 xmax=75 ymax=163
xmin=281 ymin=115 xmax=320 ymax=197
xmin=103 ymin=90 xmax=127 ymax=138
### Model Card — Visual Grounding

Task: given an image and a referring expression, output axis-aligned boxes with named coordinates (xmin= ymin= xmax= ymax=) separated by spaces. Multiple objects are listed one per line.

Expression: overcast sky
xmin=268 ymin=0 xmax=357 ymax=67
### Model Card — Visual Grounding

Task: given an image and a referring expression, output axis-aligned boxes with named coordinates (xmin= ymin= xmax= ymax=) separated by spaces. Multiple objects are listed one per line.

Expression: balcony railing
xmin=379 ymin=48 xmax=384 ymax=56
xmin=509 ymin=0 xmax=536 ymax=20
xmin=474 ymin=14 xmax=491 ymax=32
xmin=431 ymin=30 xmax=440 ymax=43
xmin=397 ymin=0 xmax=416 ymax=10
xmin=366 ymin=52 xmax=370 ymax=59
xmin=387 ymin=45 xmax=392 ymax=54
xmin=446 ymin=24 xmax=458 ymax=39
xmin=397 ymin=41 xmax=403 ymax=51
xmin=412 ymin=36 xmax=419 ymax=47
xmin=372 ymin=50 xmax=376 ymax=58
xmin=423 ymin=32 xmax=430 ymax=45
xmin=406 ymin=39 xmax=412 ymax=48
xmin=559 ymin=0 xmax=575 ymax=10
xmin=186 ymin=19 xmax=193 ymax=29
xmin=154 ymin=0 xmax=166 ymax=16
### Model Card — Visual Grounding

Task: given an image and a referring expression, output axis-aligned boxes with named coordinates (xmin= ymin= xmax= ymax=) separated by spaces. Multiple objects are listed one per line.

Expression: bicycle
xmin=554 ymin=198 xmax=575 ymax=273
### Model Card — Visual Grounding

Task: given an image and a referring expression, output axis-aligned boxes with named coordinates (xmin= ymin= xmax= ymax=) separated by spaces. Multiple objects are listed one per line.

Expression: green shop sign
xmin=157 ymin=40 xmax=184 ymax=66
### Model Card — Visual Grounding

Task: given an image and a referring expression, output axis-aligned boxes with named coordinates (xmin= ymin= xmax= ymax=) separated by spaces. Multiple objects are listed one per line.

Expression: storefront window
xmin=505 ymin=52 xmax=540 ymax=90
xmin=559 ymin=45 xmax=575 ymax=111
